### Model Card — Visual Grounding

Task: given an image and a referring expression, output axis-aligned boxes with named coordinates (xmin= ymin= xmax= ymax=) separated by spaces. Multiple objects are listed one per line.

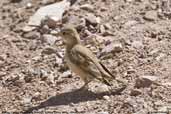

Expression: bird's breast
xmin=65 ymin=54 xmax=88 ymax=81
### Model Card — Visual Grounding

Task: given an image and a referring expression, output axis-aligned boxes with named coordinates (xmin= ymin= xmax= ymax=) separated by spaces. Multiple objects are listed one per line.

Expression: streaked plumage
xmin=56 ymin=26 xmax=125 ymax=89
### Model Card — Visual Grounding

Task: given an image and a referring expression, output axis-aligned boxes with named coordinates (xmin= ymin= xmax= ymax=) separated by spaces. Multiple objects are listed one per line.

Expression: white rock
xmin=28 ymin=0 xmax=70 ymax=26
xmin=103 ymin=95 xmax=110 ymax=101
xmin=80 ymin=4 xmax=94 ymax=12
xmin=22 ymin=26 xmax=36 ymax=32
xmin=144 ymin=10 xmax=158 ymax=21
xmin=85 ymin=13 xmax=99 ymax=25
xmin=26 ymin=3 xmax=32 ymax=8
xmin=61 ymin=70 xmax=72 ymax=78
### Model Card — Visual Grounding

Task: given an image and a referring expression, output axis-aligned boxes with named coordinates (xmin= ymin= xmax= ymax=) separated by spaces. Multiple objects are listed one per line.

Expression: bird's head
xmin=56 ymin=26 xmax=81 ymax=47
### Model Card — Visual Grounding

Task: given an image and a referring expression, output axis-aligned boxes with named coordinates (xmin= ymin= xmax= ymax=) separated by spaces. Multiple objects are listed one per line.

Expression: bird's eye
xmin=62 ymin=31 xmax=67 ymax=35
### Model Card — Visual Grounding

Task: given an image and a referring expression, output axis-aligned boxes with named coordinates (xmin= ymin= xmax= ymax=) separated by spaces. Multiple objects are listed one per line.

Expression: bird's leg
xmin=79 ymin=80 xmax=91 ymax=91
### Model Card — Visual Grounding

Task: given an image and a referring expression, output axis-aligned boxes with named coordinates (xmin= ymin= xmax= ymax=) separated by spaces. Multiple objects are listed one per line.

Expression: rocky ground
xmin=0 ymin=0 xmax=171 ymax=114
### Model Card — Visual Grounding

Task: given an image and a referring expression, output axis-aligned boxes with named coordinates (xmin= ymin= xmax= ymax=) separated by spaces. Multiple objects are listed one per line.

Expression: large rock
xmin=28 ymin=0 xmax=70 ymax=26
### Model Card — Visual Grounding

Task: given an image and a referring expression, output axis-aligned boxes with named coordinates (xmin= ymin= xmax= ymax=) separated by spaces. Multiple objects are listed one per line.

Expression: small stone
xmin=101 ymin=43 xmax=123 ymax=54
xmin=135 ymin=75 xmax=158 ymax=88
xmin=41 ymin=0 xmax=55 ymax=5
xmin=61 ymin=70 xmax=72 ymax=78
xmin=96 ymin=17 xmax=101 ymax=24
xmin=29 ymin=40 xmax=38 ymax=51
xmin=41 ymin=46 xmax=56 ymax=55
xmin=22 ymin=96 xmax=32 ymax=104
xmin=26 ymin=3 xmax=32 ymax=8
xmin=144 ymin=10 xmax=158 ymax=21
xmin=161 ymin=82 xmax=171 ymax=86
xmin=75 ymin=106 xmax=85 ymax=112
xmin=24 ymin=75 xmax=33 ymax=83
xmin=22 ymin=26 xmax=36 ymax=32
xmin=103 ymin=95 xmax=110 ymax=101
xmin=101 ymin=7 xmax=108 ymax=11
xmin=132 ymin=40 xmax=144 ymax=49
xmin=156 ymin=53 xmax=165 ymax=61
xmin=80 ymin=4 xmax=94 ymax=12
xmin=55 ymin=56 xmax=63 ymax=64
xmin=100 ymin=25 xmax=106 ymax=33
xmin=32 ymin=92 xmax=41 ymax=100
xmin=104 ymin=23 xmax=112 ymax=30
xmin=43 ymin=34 xmax=59 ymax=45
xmin=43 ymin=16 xmax=58 ymax=28
xmin=85 ymin=13 xmax=99 ymax=25
xmin=92 ymin=83 xmax=109 ymax=93
xmin=23 ymin=31 xmax=40 ymax=39
xmin=148 ymin=49 xmax=159 ymax=56
xmin=66 ymin=16 xmax=86 ymax=29
xmin=124 ymin=20 xmax=138 ymax=28
xmin=158 ymin=106 xmax=168 ymax=112
xmin=130 ymin=89 xmax=142 ymax=96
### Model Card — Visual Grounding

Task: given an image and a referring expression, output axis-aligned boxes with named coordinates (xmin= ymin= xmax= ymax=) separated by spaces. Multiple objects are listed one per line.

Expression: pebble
xmin=101 ymin=42 xmax=123 ymax=54
xmin=32 ymin=92 xmax=41 ymax=100
xmin=43 ymin=16 xmax=58 ymax=28
xmin=104 ymin=23 xmax=112 ymax=30
xmin=144 ymin=10 xmax=158 ymax=21
xmin=103 ymin=95 xmax=110 ymax=101
xmin=132 ymin=40 xmax=144 ymax=49
xmin=41 ymin=46 xmax=56 ymax=55
xmin=22 ymin=96 xmax=32 ymax=104
xmin=124 ymin=20 xmax=138 ymax=28
xmin=22 ymin=26 xmax=36 ymax=32
xmin=26 ymin=3 xmax=32 ymax=8
xmin=85 ymin=13 xmax=99 ymax=25
xmin=135 ymin=75 xmax=158 ymax=88
xmin=156 ymin=53 xmax=165 ymax=61
xmin=80 ymin=4 xmax=94 ymax=12
xmin=130 ymin=89 xmax=142 ymax=96
xmin=23 ymin=31 xmax=40 ymax=39
xmin=43 ymin=34 xmax=59 ymax=45
xmin=61 ymin=70 xmax=72 ymax=78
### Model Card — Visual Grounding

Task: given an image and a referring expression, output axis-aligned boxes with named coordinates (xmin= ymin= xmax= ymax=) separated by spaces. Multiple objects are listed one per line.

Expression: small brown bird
xmin=56 ymin=25 xmax=125 ymax=90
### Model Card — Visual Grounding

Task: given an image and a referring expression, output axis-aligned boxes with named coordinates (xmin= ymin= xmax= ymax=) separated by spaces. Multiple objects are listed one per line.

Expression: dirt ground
xmin=0 ymin=0 xmax=171 ymax=114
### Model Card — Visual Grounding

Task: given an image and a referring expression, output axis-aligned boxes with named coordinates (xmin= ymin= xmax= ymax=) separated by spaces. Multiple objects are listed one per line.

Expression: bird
xmin=56 ymin=25 xmax=126 ymax=90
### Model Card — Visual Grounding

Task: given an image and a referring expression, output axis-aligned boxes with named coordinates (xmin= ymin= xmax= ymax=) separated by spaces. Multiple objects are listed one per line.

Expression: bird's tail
xmin=101 ymin=76 xmax=113 ymax=86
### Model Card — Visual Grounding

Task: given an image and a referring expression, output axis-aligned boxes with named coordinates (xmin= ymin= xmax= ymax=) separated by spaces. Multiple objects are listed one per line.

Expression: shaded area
xmin=24 ymin=88 xmax=123 ymax=113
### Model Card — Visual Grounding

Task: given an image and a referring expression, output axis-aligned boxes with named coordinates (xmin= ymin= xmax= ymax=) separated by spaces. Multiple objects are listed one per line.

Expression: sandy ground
xmin=0 ymin=0 xmax=171 ymax=114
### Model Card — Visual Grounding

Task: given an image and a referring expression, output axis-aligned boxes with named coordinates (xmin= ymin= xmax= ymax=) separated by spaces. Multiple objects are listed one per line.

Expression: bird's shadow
xmin=24 ymin=88 xmax=122 ymax=113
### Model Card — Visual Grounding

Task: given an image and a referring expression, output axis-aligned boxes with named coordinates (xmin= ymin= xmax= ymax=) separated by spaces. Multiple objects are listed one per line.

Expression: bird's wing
xmin=70 ymin=45 xmax=115 ymax=79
